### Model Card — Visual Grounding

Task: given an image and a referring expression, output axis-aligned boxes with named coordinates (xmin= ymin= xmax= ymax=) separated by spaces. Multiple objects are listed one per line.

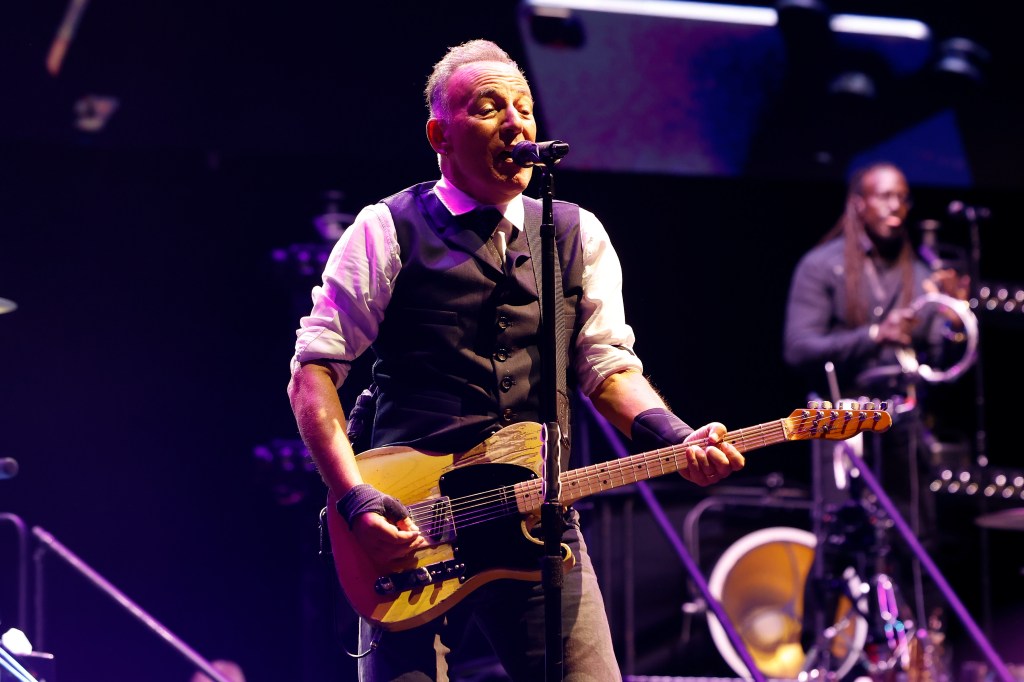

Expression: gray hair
xmin=424 ymin=40 xmax=524 ymax=122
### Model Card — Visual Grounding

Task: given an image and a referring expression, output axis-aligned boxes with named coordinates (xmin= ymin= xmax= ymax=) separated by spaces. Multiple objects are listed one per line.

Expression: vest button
xmin=500 ymin=375 xmax=516 ymax=392
xmin=494 ymin=348 xmax=510 ymax=362
xmin=502 ymin=408 xmax=515 ymax=422
xmin=496 ymin=315 xmax=511 ymax=331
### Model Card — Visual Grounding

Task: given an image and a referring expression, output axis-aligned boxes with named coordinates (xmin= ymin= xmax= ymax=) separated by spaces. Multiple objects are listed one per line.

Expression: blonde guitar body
xmin=326 ymin=422 xmax=568 ymax=632
xmin=326 ymin=405 xmax=892 ymax=632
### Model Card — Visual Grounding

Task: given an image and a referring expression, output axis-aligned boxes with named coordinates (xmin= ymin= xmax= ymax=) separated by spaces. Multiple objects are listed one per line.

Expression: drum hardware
xmin=829 ymin=444 xmax=1015 ymax=682
xmin=974 ymin=508 xmax=1024 ymax=531
xmin=705 ymin=526 xmax=868 ymax=681
xmin=794 ymin=371 xmax=1010 ymax=682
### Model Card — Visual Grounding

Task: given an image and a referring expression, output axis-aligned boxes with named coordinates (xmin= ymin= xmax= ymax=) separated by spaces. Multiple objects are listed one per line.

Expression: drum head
xmin=706 ymin=526 xmax=867 ymax=679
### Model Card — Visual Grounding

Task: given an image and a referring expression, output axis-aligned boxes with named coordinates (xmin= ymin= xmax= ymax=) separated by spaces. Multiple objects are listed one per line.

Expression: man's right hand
xmin=351 ymin=509 xmax=429 ymax=572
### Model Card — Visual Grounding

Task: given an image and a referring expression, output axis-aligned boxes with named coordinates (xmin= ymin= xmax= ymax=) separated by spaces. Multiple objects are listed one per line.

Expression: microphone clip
xmin=511 ymin=140 xmax=570 ymax=168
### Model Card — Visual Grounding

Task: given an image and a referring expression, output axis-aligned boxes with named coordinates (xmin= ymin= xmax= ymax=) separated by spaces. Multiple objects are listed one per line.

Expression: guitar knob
xmin=413 ymin=567 xmax=432 ymax=585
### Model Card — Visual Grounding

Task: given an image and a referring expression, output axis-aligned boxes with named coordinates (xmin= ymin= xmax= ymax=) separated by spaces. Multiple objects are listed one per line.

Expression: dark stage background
xmin=2 ymin=2 xmax=1023 ymax=681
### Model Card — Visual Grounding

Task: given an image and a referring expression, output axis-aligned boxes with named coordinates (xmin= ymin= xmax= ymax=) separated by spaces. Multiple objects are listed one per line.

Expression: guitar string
xmin=404 ymin=421 xmax=827 ymax=531
xmin=404 ymin=414 xmax=886 ymax=533
xmin=405 ymin=426 xmax=760 ymax=532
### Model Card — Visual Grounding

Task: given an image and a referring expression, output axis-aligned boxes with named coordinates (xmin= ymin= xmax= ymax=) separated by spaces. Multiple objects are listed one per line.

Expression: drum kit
xmin=704 ymin=288 xmax=1023 ymax=681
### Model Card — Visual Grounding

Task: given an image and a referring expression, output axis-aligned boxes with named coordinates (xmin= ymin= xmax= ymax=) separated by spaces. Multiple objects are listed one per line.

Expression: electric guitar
xmin=327 ymin=404 xmax=892 ymax=631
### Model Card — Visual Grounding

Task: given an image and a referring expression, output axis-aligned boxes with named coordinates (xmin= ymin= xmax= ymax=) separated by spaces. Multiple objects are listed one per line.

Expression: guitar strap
xmin=522 ymin=197 xmax=574 ymax=458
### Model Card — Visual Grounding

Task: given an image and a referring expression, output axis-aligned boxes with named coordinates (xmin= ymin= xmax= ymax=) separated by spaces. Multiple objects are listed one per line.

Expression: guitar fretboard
xmin=514 ymin=419 xmax=788 ymax=511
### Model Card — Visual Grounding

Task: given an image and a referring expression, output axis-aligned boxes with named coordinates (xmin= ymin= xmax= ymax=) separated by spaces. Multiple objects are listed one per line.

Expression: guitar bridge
xmin=374 ymin=559 xmax=467 ymax=595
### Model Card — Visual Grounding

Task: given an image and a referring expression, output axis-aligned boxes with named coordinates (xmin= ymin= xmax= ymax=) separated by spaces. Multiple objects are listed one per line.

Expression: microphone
xmin=0 ymin=457 xmax=19 ymax=480
xmin=511 ymin=140 xmax=570 ymax=167
xmin=917 ymin=219 xmax=943 ymax=270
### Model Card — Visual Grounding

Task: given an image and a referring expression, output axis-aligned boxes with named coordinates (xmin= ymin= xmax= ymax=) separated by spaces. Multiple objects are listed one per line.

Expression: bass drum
xmin=706 ymin=527 xmax=868 ymax=680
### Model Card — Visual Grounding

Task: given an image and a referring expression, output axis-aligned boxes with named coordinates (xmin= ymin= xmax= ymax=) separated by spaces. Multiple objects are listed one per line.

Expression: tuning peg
xmin=807 ymin=400 xmax=820 ymax=410
xmin=878 ymin=401 xmax=888 ymax=411
xmin=863 ymin=401 xmax=875 ymax=410
xmin=822 ymin=401 xmax=832 ymax=410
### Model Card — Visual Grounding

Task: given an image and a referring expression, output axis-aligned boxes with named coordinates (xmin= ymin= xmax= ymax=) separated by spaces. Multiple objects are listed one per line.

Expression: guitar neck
xmin=515 ymin=419 xmax=788 ymax=512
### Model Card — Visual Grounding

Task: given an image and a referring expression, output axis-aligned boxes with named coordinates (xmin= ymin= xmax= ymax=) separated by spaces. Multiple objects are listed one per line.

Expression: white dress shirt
xmin=291 ymin=176 xmax=643 ymax=397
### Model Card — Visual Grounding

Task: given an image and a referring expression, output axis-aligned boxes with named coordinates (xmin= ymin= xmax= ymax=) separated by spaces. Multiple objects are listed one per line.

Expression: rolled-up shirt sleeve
xmin=574 ymin=208 xmax=644 ymax=396
xmin=290 ymin=203 xmax=400 ymax=387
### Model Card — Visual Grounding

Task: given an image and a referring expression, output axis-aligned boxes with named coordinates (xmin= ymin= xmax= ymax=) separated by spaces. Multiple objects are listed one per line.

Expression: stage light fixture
xmin=828 ymin=70 xmax=877 ymax=100
xmin=933 ymin=37 xmax=991 ymax=89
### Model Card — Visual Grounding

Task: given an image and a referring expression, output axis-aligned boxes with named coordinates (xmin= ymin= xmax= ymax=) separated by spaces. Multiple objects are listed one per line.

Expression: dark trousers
xmin=357 ymin=511 xmax=620 ymax=682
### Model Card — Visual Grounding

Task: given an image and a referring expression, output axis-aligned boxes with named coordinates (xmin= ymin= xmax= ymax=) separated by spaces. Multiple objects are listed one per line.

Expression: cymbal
xmin=0 ymin=297 xmax=17 ymax=315
xmin=975 ymin=508 xmax=1024 ymax=531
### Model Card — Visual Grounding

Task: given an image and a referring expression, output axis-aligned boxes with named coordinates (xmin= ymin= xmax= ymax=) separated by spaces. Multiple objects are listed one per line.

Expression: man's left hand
xmin=679 ymin=422 xmax=745 ymax=487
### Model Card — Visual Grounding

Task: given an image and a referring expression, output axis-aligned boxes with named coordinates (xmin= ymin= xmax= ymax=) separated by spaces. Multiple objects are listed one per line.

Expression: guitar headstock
xmin=783 ymin=400 xmax=893 ymax=441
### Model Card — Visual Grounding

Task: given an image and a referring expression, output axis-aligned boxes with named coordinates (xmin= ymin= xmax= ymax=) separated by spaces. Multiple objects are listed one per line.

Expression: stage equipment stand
xmin=30 ymin=526 xmax=235 ymax=682
xmin=0 ymin=513 xmax=31 ymax=644
xmin=958 ymin=201 xmax=994 ymax=634
xmin=817 ymin=429 xmax=1013 ymax=682
xmin=580 ymin=396 xmax=767 ymax=682
xmin=0 ymin=645 xmax=40 ymax=682
xmin=2 ymin=489 xmax=43 ymax=682
xmin=525 ymin=141 xmax=568 ymax=682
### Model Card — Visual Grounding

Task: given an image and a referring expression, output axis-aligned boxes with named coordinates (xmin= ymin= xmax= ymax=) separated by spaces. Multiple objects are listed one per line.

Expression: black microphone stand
xmin=959 ymin=201 xmax=994 ymax=635
xmin=956 ymin=202 xmax=990 ymax=471
xmin=536 ymin=157 xmax=565 ymax=682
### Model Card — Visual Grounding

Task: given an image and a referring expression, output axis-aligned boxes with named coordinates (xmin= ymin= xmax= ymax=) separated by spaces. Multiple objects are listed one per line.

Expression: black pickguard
xmin=438 ymin=462 xmax=543 ymax=579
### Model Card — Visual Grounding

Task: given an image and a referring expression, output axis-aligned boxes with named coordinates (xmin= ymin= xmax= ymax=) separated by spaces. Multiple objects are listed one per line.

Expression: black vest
xmin=369 ymin=182 xmax=583 ymax=453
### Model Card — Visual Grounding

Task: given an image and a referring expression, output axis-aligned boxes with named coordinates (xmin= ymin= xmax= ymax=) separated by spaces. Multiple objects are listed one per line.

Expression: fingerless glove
xmin=631 ymin=407 xmax=694 ymax=451
xmin=336 ymin=483 xmax=409 ymax=528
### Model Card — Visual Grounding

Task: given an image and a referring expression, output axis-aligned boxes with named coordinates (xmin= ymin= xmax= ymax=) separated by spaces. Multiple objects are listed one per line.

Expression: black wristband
xmin=336 ymin=484 xmax=409 ymax=529
xmin=631 ymin=407 xmax=694 ymax=451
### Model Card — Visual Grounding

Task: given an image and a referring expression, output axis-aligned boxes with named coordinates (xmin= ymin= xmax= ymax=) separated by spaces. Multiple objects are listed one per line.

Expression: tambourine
xmin=894 ymin=292 xmax=979 ymax=383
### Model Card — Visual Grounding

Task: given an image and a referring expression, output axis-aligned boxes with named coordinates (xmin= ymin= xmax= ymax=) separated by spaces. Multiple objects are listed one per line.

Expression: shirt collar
xmin=434 ymin=176 xmax=525 ymax=232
